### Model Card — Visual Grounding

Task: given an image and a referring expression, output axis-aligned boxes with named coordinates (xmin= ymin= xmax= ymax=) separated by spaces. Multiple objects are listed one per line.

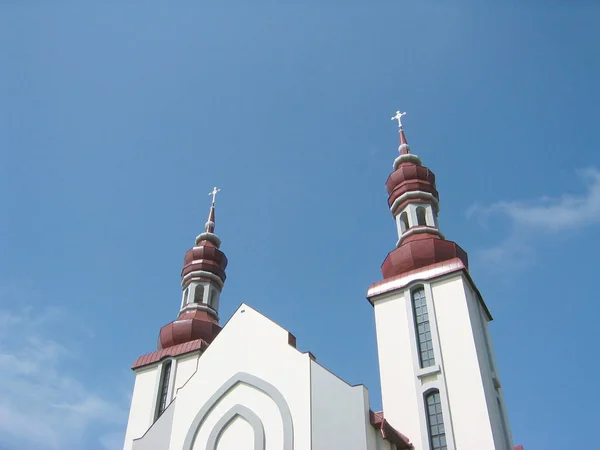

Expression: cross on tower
xmin=208 ymin=186 xmax=221 ymax=205
xmin=391 ymin=110 xmax=407 ymax=129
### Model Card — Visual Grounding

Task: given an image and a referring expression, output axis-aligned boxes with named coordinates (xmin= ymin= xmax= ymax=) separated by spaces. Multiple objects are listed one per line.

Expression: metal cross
xmin=391 ymin=110 xmax=407 ymax=129
xmin=208 ymin=186 xmax=221 ymax=205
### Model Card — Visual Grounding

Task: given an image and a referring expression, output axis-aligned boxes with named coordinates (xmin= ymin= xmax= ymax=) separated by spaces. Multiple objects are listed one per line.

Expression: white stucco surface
xmin=216 ymin=417 xmax=254 ymax=450
xmin=123 ymin=365 xmax=161 ymax=450
xmin=124 ymin=303 xmax=399 ymax=450
xmin=373 ymin=291 xmax=424 ymax=450
xmin=173 ymin=353 xmax=200 ymax=395
xmin=432 ymin=274 xmax=505 ymax=449
xmin=310 ymin=360 xmax=372 ymax=450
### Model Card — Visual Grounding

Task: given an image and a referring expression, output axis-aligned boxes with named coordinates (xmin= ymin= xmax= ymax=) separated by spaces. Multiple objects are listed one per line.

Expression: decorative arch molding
xmin=182 ymin=372 xmax=294 ymax=450
xmin=206 ymin=404 xmax=265 ymax=450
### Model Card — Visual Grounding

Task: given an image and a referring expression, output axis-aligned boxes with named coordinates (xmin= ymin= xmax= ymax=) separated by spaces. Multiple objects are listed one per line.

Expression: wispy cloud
xmin=468 ymin=167 xmax=600 ymax=265
xmin=0 ymin=303 xmax=128 ymax=450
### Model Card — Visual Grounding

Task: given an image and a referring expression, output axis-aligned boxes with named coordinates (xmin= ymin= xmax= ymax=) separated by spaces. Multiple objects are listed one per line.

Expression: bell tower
xmin=368 ymin=113 xmax=514 ymax=450
xmin=123 ymin=187 xmax=229 ymax=450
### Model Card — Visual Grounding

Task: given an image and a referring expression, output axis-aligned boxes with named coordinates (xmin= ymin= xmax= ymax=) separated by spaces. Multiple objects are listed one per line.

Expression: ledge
xmin=416 ymin=364 xmax=441 ymax=379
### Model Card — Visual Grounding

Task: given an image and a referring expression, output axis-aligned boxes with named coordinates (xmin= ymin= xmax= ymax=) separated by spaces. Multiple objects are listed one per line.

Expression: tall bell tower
xmin=368 ymin=112 xmax=514 ymax=450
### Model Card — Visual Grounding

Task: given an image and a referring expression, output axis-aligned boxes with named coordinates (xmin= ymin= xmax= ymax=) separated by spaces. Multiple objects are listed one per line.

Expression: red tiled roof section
xmin=131 ymin=338 xmax=208 ymax=370
xmin=514 ymin=446 xmax=525 ymax=450
xmin=381 ymin=235 xmax=468 ymax=280
xmin=370 ymin=411 xmax=413 ymax=449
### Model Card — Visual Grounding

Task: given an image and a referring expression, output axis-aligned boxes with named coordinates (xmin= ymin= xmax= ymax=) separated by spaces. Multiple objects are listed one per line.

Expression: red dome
xmin=381 ymin=234 xmax=468 ymax=279
xmin=158 ymin=309 xmax=221 ymax=349
xmin=385 ymin=162 xmax=439 ymax=209
xmin=182 ymin=240 xmax=228 ymax=282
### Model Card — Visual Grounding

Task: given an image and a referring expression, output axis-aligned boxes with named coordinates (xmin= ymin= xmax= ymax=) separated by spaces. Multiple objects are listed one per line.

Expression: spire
xmin=391 ymin=110 xmax=411 ymax=155
xmin=196 ymin=187 xmax=222 ymax=248
xmin=204 ymin=187 xmax=220 ymax=233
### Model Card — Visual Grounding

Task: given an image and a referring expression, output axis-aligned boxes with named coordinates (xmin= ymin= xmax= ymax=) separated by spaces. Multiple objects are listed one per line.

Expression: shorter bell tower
xmin=123 ymin=187 xmax=229 ymax=450
xmin=369 ymin=113 xmax=514 ymax=450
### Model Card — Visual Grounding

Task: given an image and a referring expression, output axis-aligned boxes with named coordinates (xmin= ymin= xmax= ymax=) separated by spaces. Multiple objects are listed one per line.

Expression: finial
xmin=204 ymin=187 xmax=220 ymax=234
xmin=208 ymin=186 xmax=221 ymax=206
xmin=391 ymin=110 xmax=407 ymax=130
xmin=391 ymin=110 xmax=411 ymax=155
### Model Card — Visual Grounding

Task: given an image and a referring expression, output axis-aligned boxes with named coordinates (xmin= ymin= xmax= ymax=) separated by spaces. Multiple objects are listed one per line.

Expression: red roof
xmin=131 ymin=338 xmax=208 ymax=370
xmin=370 ymin=410 xmax=413 ymax=449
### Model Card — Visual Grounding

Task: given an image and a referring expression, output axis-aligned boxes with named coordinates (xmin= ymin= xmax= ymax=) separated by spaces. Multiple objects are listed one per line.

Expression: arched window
xmin=193 ymin=285 xmax=205 ymax=304
xmin=208 ymin=290 xmax=217 ymax=309
xmin=412 ymin=288 xmax=435 ymax=368
xmin=155 ymin=360 xmax=172 ymax=420
xmin=425 ymin=390 xmax=447 ymax=450
xmin=399 ymin=212 xmax=409 ymax=233
xmin=182 ymin=288 xmax=189 ymax=307
xmin=416 ymin=206 xmax=427 ymax=226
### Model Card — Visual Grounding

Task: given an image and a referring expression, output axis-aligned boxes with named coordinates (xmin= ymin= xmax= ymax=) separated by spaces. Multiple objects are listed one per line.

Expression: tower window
xmin=416 ymin=206 xmax=427 ymax=226
xmin=399 ymin=212 xmax=409 ymax=233
xmin=412 ymin=288 xmax=435 ymax=368
xmin=426 ymin=390 xmax=447 ymax=450
xmin=208 ymin=290 xmax=218 ymax=309
xmin=156 ymin=361 xmax=172 ymax=419
xmin=193 ymin=285 xmax=205 ymax=304
xmin=182 ymin=288 xmax=189 ymax=307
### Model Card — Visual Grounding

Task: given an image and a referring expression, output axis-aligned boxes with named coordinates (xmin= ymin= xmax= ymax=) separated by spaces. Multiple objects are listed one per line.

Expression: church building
xmin=122 ymin=113 xmax=522 ymax=450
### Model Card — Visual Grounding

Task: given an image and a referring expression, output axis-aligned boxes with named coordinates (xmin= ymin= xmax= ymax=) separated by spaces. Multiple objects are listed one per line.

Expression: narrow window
xmin=426 ymin=390 xmax=447 ymax=450
xmin=208 ymin=290 xmax=217 ymax=309
xmin=193 ymin=285 xmax=204 ymax=303
xmin=399 ymin=212 xmax=409 ymax=233
xmin=182 ymin=288 xmax=189 ymax=307
xmin=156 ymin=361 xmax=172 ymax=419
xmin=416 ymin=206 xmax=427 ymax=226
xmin=412 ymin=288 xmax=435 ymax=368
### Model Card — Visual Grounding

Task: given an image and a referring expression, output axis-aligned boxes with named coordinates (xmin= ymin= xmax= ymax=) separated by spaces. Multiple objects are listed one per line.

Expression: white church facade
xmin=123 ymin=114 xmax=523 ymax=450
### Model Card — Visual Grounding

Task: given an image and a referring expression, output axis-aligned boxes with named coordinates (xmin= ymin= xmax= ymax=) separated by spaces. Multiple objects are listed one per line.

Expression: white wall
xmin=167 ymin=304 xmax=313 ymax=450
xmin=123 ymin=365 xmax=161 ymax=450
xmin=463 ymin=281 xmax=513 ymax=449
xmin=310 ymin=360 xmax=372 ymax=450
xmin=173 ymin=353 xmax=200 ymax=395
xmin=373 ymin=271 xmax=514 ymax=450
xmin=124 ymin=350 xmax=203 ymax=450
xmin=431 ymin=275 xmax=498 ymax=449
xmin=216 ymin=417 xmax=254 ymax=450
xmin=126 ymin=303 xmax=406 ymax=450
xmin=373 ymin=292 xmax=425 ymax=450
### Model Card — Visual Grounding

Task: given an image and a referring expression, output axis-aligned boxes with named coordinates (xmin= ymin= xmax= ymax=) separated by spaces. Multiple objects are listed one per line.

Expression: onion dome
xmin=381 ymin=233 xmax=468 ymax=279
xmin=158 ymin=188 xmax=228 ymax=349
xmin=159 ymin=309 xmax=221 ymax=349
xmin=381 ymin=113 xmax=468 ymax=279
xmin=181 ymin=200 xmax=228 ymax=283
xmin=386 ymin=114 xmax=439 ymax=215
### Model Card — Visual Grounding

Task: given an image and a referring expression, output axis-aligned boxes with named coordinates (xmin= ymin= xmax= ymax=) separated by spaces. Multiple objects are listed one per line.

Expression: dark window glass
xmin=400 ymin=212 xmax=409 ymax=233
xmin=413 ymin=289 xmax=435 ymax=368
xmin=426 ymin=391 xmax=447 ymax=450
xmin=194 ymin=285 xmax=204 ymax=303
xmin=416 ymin=207 xmax=427 ymax=226
xmin=156 ymin=361 xmax=172 ymax=419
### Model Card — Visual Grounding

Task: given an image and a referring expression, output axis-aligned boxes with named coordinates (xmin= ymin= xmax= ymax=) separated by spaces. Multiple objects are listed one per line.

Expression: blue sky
xmin=1 ymin=1 xmax=599 ymax=449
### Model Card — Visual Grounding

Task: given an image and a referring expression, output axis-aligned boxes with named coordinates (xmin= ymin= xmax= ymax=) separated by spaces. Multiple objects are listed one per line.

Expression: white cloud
xmin=469 ymin=167 xmax=600 ymax=265
xmin=0 ymin=304 xmax=128 ymax=450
